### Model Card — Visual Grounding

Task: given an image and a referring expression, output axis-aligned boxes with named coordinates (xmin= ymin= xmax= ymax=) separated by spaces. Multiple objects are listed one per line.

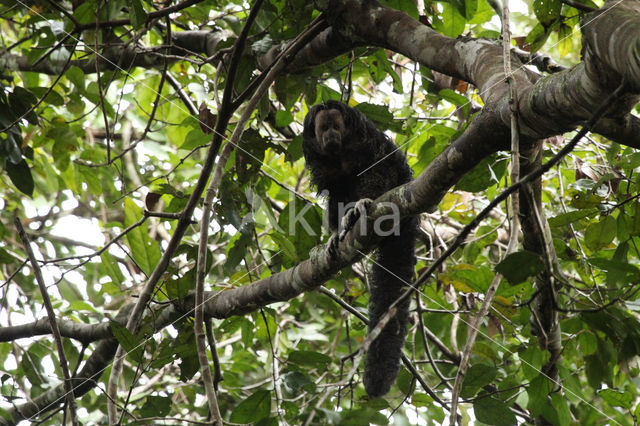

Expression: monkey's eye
xmin=321 ymin=125 xmax=329 ymax=131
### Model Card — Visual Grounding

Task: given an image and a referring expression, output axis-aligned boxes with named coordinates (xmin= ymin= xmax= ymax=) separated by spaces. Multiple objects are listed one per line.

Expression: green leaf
xmin=438 ymin=88 xmax=470 ymax=116
xmin=557 ymin=24 xmax=572 ymax=58
xmin=288 ymin=350 xmax=331 ymax=370
xmin=65 ymin=66 xmax=85 ymax=91
xmin=461 ymin=364 xmax=497 ymax=398
xmin=521 ymin=347 xmax=549 ymax=380
xmin=224 ymin=233 xmax=251 ymax=275
xmin=527 ymin=375 xmax=555 ymax=415
xmin=533 ymin=0 xmax=562 ymax=27
xmin=396 ymin=366 xmax=415 ymax=394
xmin=236 ymin=129 xmax=267 ymax=183
xmin=66 ymin=94 xmax=85 ymax=114
xmin=230 ymin=390 xmax=271 ymax=423
xmin=464 ymin=0 xmax=479 ymax=20
xmin=73 ymin=1 xmax=96 ymax=24
xmin=549 ymin=208 xmax=598 ymax=227
xmin=256 ymin=311 xmax=277 ymax=341
xmin=3 ymin=132 xmax=24 ymax=165
xmin=286 ymin=134 xmax=303 ymax=163
xmin=525 ymin=23 xmax=550 ymax=53
xmin=411 ymin=393 xmax=434 ymax=407
xmin=0 ymin=248 xmax=16 ymax=264
xmin=569 ymin=192 xmax=603 ymax=209
xmin=178 ymin=351 xmax=199 ymax=382
xmin=110 ymin=321 xmax=144 ymax=363
xmin=275 ymin=110 xmax=293 ymax=127
xmin=124 ymin=198 xmax=162 ymax=276
xmin=495 ymin=251 xmax=545 ymax=285
xmin=0 ymin=407 xmax=11 ymax=421
xmin=241 ymin=316 xmax=254 ymax=348
xmin=149 ymin=340 xmax=177 ymax=369
xmin=181 ymin=129 xmax=211 ymax=153
xmin=597 ymin=388 xmax=634 ymax=409
xmin=588 ymin=257 xmax=640 ymax=275
xmin=578 ymin=332 xmax=597 ymax=356
xmin=58 ymin=280 xmax=83 ymax=303
xmin=455 ymin=154 xmax=507 ymax=192
xmin=276 ymin=199 xmax=322 ymax=262
xmin=379 ymin=0 xmax=419 ymax=19
xmin=354 ymin=102 xmax=398 ymax=132
xmin=339 ymin=408 xmax=388 ymax=425
xmin=138 ymin=395 xmax=172 ymax=417
xmin=367 ymin=50 xmax=404 ymax=94
xmin=269 ymin=232 xmax=298 ymax=263
xmin=274 ymin=74 xmax=304 ymax=109
xmin=100 ymin=251 xmax=124 ymax=286
xmin=29 ymin=87 xmax=64 ymax=107
xmin=550 ymin=393 xmax=571 ymax=426
xmin=8 ymin=87 xmax=38 ymax=124
xmin=442 ymin=264 xmax=493 ymax=293
xmin=175 ymin=325 xmax=198 ymax=382
xmin=6 ymin=159 xmax=34 ymax=197
xmin=469 ymin=0 xmax=495 ymax=25
xmin=165 ymin=275 xmax=194 ymax=300
xmin=473 ymin=396 xmax=516 ymax=426
xmin=448 ymin=0 xmax=467 ymax=17
xmin=283 ymin=371 xmax=312 ymax=393
xmin=128 ymin=0 xmax=147 ymax=29
xmin=584 ymin=215 xmax=616 ymax=251
xmin=436 ymin=2 xmax=466 ymax=37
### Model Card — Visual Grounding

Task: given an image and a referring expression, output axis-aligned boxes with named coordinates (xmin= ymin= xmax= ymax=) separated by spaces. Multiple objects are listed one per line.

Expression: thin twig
xmin=14 ymin=218 xmax=79 ymax=426
xmin=449 ymin=3 xmax=521 ymax=423
xmin=193 ymin=1 xmax=266 ymax=422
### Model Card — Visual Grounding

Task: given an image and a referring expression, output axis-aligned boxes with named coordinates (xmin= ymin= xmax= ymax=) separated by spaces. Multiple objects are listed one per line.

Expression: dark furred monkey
xmin=302 ymin=100 xmax=417 ymax=397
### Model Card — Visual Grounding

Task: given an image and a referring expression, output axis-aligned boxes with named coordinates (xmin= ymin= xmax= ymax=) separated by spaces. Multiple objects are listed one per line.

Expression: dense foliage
xmin=1 ymin=0 xmax=640 ymax=424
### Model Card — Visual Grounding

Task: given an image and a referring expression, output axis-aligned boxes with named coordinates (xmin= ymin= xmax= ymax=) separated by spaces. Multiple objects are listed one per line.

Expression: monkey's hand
xmin=328 ymin=198 xmax=373 ymax=257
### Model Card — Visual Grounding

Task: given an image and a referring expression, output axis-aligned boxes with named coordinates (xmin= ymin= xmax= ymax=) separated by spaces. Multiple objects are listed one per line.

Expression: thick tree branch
xmin=582 ymin=1 xmax=640 ymax=92
xmin=0 ymin=318 xmax=112 ymax=343
xmin=258 ymin=26 xmax=358 ymax=72
xmin=285 ymin=0 xmax=640 ymax=147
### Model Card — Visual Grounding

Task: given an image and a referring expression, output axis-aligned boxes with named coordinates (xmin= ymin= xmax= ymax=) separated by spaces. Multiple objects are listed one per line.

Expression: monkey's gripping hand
xmin=328 ymin=198 xmax=373 ymax=258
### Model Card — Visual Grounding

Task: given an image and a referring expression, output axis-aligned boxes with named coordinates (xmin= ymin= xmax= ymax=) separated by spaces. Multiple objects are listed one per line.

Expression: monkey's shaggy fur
xmin=302 ymin=100 xmax=417 ymax=397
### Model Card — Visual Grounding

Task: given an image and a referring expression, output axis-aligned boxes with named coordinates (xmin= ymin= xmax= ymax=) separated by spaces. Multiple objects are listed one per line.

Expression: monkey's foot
xmin=328 ymin=198 xmax=373 ymax=258
xmin=338 ymin=198 xmax=373 ymax=241
xmin=328 ymin=233 xmax=340 ymax=258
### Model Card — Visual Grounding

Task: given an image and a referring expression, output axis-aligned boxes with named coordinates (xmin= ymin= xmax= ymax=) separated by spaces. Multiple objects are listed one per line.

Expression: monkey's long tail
xmin=363 ymin=217 xmax=417 ymax=397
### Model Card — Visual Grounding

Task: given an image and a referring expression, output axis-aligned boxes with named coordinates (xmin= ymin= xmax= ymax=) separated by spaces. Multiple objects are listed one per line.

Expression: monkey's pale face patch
xmin=314 ymin=109 xmax=346 ymax=152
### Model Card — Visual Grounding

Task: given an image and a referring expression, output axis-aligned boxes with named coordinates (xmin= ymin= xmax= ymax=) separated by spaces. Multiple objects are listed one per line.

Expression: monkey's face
xmin=314 ymin=109 xmax=345 ymax=153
